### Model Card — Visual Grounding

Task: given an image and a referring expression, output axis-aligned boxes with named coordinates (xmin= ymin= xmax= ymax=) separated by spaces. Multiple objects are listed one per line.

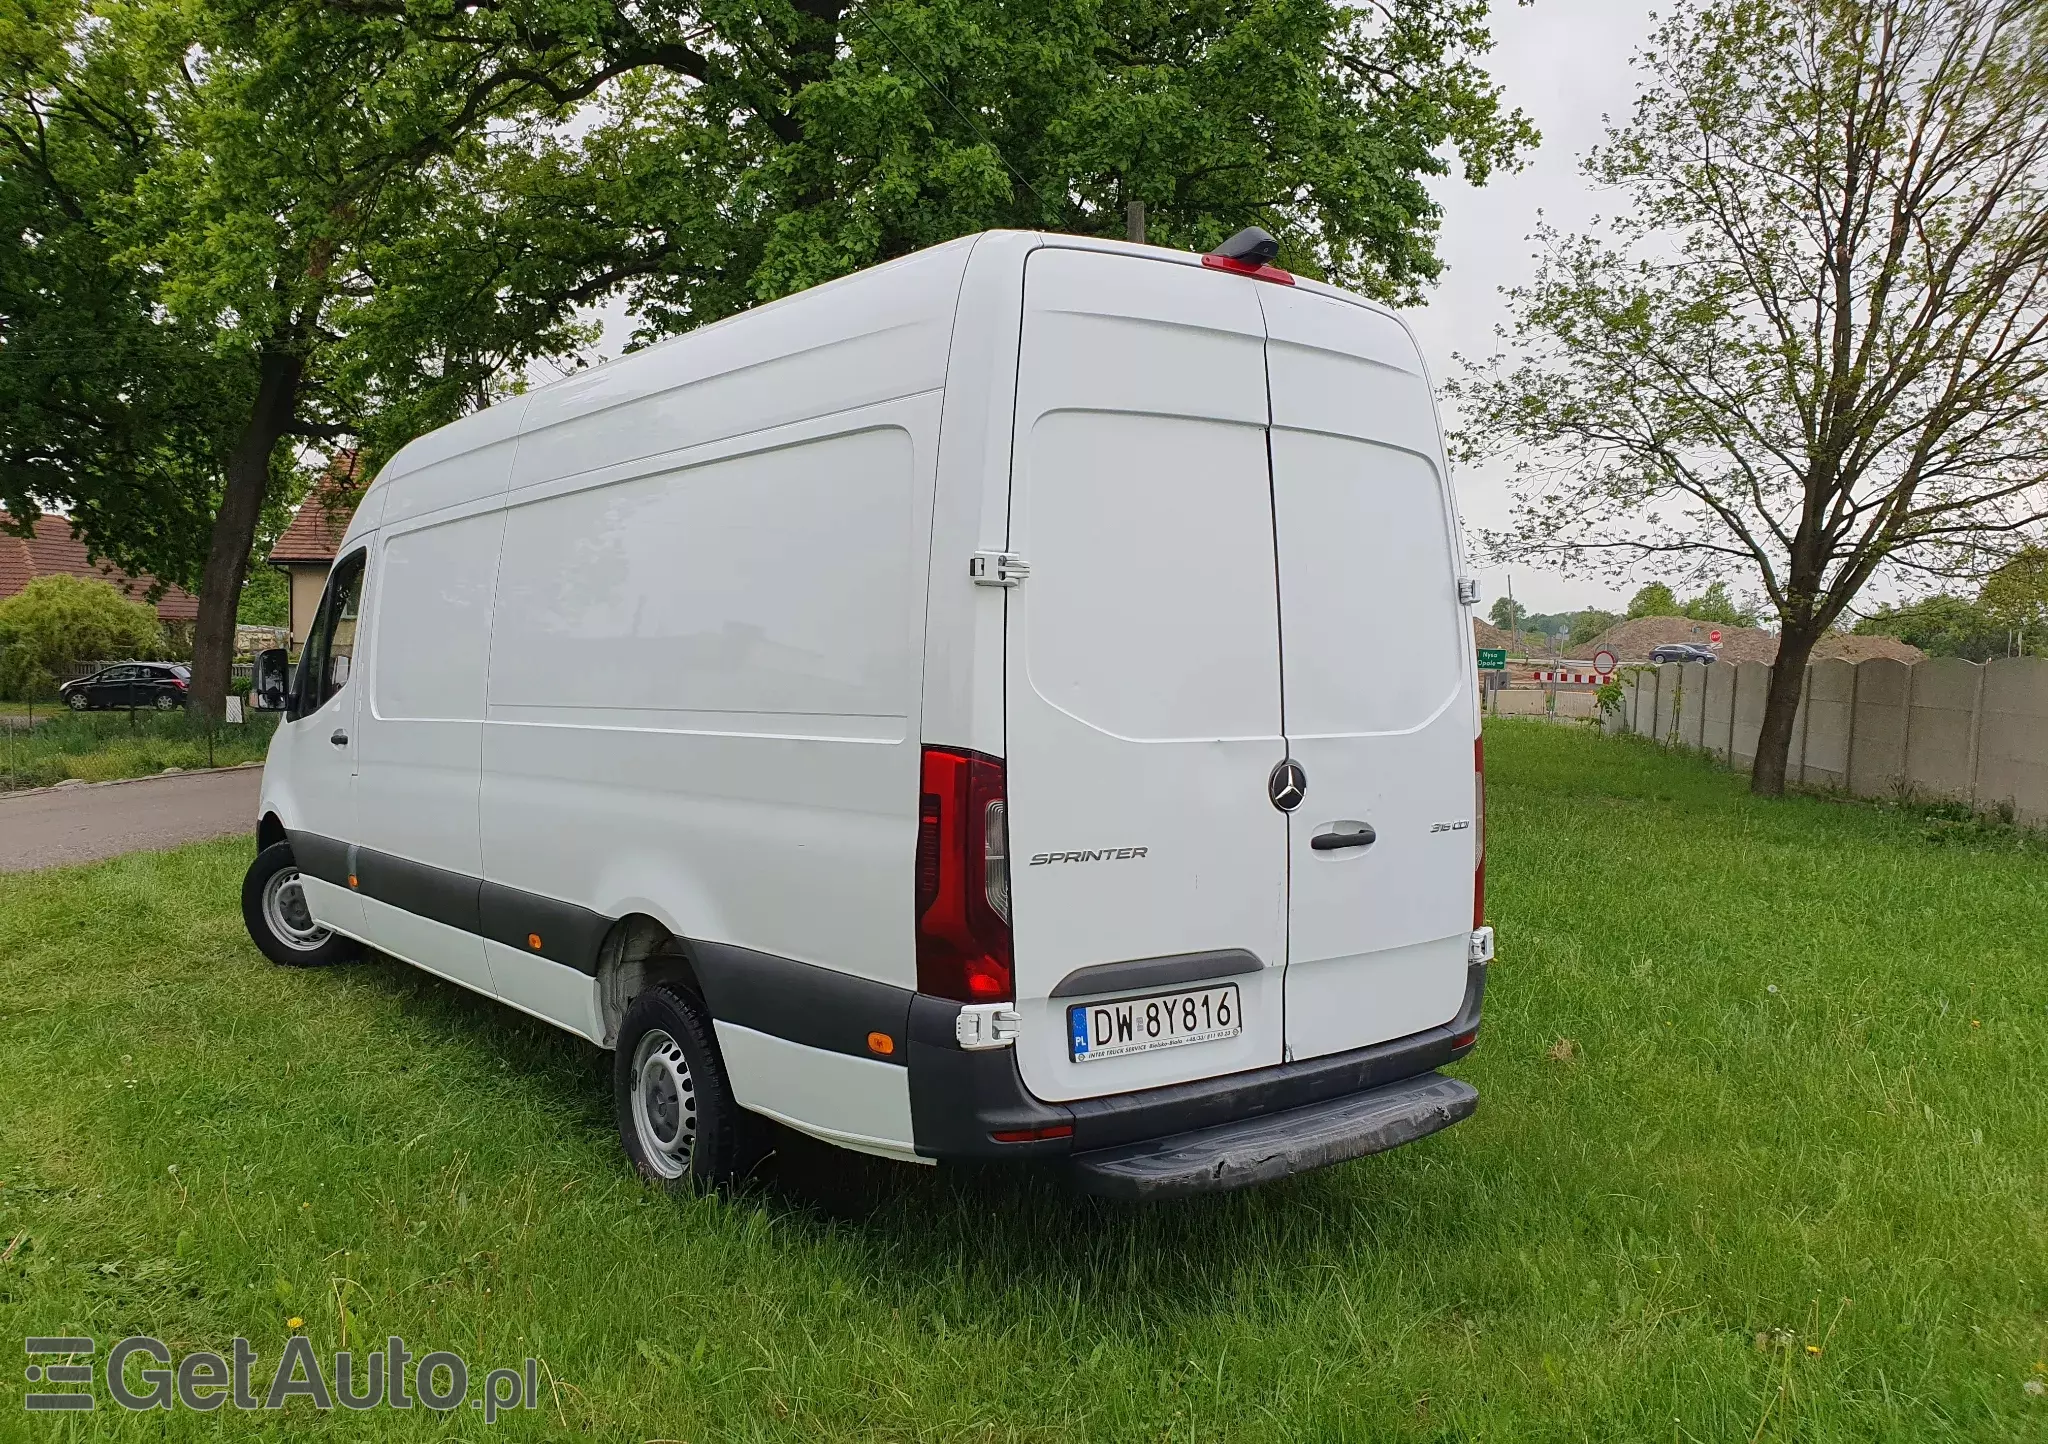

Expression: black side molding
xmin=478 ymin=880 xmax=609 ymax=976
xmin=287 ymin=831 xmax=351 ymax=890
xmin=1049 ymin=948 xmax=1264 ymax=1000
xmin=283 ymin=830 xmax=610 ymax=975
xmin=693 ymin=941 xmax=914 ymax=1067
xmin=356 ymin=848 xmax=481 ymax=936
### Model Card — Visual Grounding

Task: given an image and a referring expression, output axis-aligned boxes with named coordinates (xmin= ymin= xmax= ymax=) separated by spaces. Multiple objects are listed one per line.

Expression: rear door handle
xmin=1310 ymin=824 xmax=1376 ymax=851
xmin=330 ymin=730 xmax=348 ymax=746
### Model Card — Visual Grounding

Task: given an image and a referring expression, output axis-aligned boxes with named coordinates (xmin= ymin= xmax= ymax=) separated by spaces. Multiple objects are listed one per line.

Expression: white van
xmin=241 ymin=228 xmax=1492 ymax=1200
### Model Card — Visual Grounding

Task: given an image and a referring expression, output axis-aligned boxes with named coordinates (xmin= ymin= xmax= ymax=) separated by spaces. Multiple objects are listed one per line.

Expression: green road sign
xmin=1476 ymin=648 xmax=1508 ymax=671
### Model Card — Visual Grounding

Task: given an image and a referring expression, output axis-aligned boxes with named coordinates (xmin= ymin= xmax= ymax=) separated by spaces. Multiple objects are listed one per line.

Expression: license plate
xmin=1068 ymin=984 xmax=1241 ymax=1063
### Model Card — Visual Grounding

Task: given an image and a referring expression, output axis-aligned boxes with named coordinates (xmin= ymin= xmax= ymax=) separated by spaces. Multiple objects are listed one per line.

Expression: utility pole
xmin=1126 ymin=200 xmax=1146 ymax=245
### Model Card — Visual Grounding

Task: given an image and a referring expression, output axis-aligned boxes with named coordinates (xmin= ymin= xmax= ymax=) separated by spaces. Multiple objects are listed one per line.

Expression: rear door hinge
xmin=1457 ymin=577 xmax=1482 ymax=606
xmin=970 ymin=552 xmax=1031 ymax=587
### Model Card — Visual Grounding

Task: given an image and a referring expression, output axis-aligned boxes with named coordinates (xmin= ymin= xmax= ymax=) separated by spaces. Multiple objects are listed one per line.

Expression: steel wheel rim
xmin=261 ymin=867 xmax=332 ymax=951
xmin=630 ymin=1028 xmax=697 ymax=1179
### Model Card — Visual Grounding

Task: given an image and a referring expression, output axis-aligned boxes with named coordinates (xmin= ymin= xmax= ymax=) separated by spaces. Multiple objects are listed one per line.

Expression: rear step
xmin=1069 ymin=1072 xmax=1478 ymax=1200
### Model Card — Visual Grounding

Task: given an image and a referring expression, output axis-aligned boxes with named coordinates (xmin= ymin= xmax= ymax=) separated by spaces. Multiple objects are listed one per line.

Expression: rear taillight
xmin=915 ymin=747 xmax=1014 ymax=1003
xmin=172 ymin=676 xmax=188 ymax=689
xmin=1474 ymin=736 xmax=1486 ymax=930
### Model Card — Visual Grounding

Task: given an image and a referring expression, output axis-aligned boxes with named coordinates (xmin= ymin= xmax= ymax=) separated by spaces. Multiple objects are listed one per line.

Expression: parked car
xmin=1648 ymin=643 xmax=1717 ymax=664
xmin=242 ymin=228 xmax=1492 ymax=1201
xmin=59 ymin=662 xmax=190 ymax=711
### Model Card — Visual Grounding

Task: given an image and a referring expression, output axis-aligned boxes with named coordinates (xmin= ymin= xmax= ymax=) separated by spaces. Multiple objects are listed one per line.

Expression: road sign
xmin=1476 ymin=648 xmax=1507 ymax=671
xmin=1710 ymin=629 xmax=1722 ymax=644
xmin=1591 ymin=648 xmax=1618 ymax=677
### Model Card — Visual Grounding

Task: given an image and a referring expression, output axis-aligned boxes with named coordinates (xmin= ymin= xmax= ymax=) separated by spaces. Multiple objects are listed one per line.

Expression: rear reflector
xmin=916 ymin=747 xmax=1014 ymax=1003
xmin=990 ymin=1124 xmax=1073 ymax=1144
xmin=1451 ymin=1027 xmax=1479 ymax=1050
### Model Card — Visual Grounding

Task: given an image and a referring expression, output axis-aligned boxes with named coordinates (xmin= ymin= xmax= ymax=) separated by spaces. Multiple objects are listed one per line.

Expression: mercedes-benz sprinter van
xmin=242 ymin=227 xmax=1492 ymax=1200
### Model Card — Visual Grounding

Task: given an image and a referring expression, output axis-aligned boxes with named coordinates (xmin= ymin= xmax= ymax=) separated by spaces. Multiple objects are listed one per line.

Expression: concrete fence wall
xmin=1602 ymin=655 xmax=2048 ymax=825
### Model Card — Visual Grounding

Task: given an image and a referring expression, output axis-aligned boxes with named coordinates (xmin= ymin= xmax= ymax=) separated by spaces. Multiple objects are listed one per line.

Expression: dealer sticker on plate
xmin=1068 ymin=983 xmax=1241 ymax=1062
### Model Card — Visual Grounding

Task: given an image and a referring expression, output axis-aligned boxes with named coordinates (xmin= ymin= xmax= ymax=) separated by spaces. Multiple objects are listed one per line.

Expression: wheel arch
xmin=594 ymin=913 xmax=705 ymax=1049
xmin=257 ymin=812 xmax=289 ymax=853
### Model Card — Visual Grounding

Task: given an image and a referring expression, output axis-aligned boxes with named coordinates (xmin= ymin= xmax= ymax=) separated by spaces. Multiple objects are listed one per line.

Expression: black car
xmin=59 ymin=662 xmax=191 ymax=711
xmin=1647 ymin=643 xmax=1717 ymax=664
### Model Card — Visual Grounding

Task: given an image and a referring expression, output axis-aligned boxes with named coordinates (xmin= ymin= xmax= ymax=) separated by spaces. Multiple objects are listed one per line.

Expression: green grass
xmin=1 ymin=721 xmax=2044 ymax=1440
xmin=0 ymin=710 xmax=277 ymax=790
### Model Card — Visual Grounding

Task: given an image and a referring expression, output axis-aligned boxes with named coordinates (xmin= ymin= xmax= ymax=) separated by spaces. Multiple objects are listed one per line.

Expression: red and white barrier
xmin=1532 ymin=670 xmax=1608 ymax=684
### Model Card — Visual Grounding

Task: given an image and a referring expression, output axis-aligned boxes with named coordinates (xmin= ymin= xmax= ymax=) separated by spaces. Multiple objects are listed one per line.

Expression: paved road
xmin=0 ymin=766 xmax=261 ymax=874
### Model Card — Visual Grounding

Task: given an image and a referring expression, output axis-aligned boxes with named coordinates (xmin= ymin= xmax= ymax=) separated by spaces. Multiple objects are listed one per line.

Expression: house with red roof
xmin=0 ymin=513 xmax=200 ymax=627
xmin=268 ymin=453 xmax=365 ymax=643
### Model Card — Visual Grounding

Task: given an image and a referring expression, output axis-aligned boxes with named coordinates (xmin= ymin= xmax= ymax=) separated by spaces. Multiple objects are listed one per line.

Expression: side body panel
xmin=475 ymin=240 xmax=974 ymax=1141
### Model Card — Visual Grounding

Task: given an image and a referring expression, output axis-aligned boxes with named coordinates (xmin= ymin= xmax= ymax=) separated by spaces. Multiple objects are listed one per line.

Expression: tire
xmin=66 ymin=691 xmax=89 ymax=711
xmin=153 ymin=691 xmax=178 ymax=711
xmin=240 ymin=841 xmax=361 ymax=968
xmin=613 ymin=984 xmax=762 ymax=1190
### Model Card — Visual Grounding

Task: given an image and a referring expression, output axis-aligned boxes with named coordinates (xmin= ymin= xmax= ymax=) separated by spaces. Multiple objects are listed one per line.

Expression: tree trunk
xmin=1749 ymin=624 xmax=1824 ymax=796
xmin=188 ymin=349 xmax=303 ymax=723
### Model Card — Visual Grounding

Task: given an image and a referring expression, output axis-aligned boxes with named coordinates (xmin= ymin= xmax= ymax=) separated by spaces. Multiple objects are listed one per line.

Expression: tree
xmin=1680 ymin=581 xmax=1758 ymax=628
xmin=0 ymin=574 xmax=161 ymax=698
xmin=1980 ymin=545 xmax=2048 ymax=632
xmin=1453 ymin=0 xmax=2048 ymax=796
xmin=7 ymin=0 xmax=1535 ymax=720
xmin=1489 ymin=596 xmax=1527 ymax=631
xmin=1853 ymin=594 xmax=2010 ymax=660
xmin=1 ymin=0 xmax=595 ymax=720
xmin=1626 ymin=583 xmax=1678 ymax=619
xmin=1568 ymin=608 xmax=1621 ymax=648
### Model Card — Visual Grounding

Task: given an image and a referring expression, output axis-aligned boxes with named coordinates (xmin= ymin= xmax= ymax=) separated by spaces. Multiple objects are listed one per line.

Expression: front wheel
xmin=66 ymin=692 xmax=89 ymax=711
xmin=613 ymin=984 xmax=761 ymax=1190
xmin=241 ymin=841 xmax=361 ymax=968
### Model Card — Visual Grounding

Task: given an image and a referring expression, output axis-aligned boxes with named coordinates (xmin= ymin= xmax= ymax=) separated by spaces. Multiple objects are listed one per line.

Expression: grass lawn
xmin=0 ymin=710 xmax=277 ymax=791
xmin=1 ymin=720 xmax=2043 ymax=1440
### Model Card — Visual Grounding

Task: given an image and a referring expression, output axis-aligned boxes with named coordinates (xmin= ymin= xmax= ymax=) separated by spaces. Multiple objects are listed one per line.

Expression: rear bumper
xmin=907 ymin=960 xmax=1486 ymax=1171
xmin=1070 ymin=1071 xmax=1477 ymax=1199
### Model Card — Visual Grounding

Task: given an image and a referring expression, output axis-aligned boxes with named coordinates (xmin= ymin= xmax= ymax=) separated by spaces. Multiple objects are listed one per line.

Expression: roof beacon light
xmin=1201 ymin=226 xmax=1294 ymax=285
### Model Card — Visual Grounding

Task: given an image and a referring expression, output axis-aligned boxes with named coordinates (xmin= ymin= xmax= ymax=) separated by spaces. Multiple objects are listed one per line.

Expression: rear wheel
xmin=613 ymin=984 xmax=760 ymax=1190
xmin=241 ymin=841 xmax=361 ymax=968
xmin=153 ymin=691 xmax=178 ymax=711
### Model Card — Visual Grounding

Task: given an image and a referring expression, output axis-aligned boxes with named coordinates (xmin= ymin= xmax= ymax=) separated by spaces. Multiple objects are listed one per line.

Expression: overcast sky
xmin=1403 ymin=0 xmax=1657 ymax=616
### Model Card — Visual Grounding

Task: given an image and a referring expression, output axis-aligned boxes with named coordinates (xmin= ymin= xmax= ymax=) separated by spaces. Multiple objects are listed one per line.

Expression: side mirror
xmin=252 ymin=648 xmax=290 ymax=711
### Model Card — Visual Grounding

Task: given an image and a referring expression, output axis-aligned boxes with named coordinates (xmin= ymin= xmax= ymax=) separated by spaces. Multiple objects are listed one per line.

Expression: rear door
xmin=1004 ymin=248 xmax=1289 ymax=1103
xmin=1261 ymin=285 xmax=1476 ymax=1061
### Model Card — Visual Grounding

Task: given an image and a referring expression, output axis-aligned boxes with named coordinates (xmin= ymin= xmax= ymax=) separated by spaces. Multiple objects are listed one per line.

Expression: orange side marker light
xmin=867 ymin=1032 xmax=895 ymax=1057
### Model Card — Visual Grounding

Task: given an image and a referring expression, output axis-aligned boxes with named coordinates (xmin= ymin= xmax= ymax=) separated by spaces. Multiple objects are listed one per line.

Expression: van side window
xmin=292 ymin=549 xmax=367 ymax=718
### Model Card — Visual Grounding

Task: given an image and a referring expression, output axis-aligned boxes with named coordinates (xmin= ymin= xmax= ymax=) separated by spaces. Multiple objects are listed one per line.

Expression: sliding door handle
xmin=330 ymin=729 xmax=349 ymax=746
xmin=1310 ymin=824 xmax=1376 ymax=851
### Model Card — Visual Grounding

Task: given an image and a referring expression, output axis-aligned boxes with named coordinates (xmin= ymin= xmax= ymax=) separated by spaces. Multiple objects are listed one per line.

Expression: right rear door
xmin=1262 ymin=284 xmax=1476 ymax=1062
xmin=1003 ymin=248 xmax=1290 ymax=1104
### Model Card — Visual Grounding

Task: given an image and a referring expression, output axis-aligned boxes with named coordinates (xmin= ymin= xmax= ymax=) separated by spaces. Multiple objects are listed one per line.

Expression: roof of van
xmin=353 ymin=230 xmax=1419 ymax=530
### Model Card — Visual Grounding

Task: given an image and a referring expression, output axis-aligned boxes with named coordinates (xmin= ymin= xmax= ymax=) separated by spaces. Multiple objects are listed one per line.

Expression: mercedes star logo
xmin=1268 ymin=758 xmax=1307 ymax=812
